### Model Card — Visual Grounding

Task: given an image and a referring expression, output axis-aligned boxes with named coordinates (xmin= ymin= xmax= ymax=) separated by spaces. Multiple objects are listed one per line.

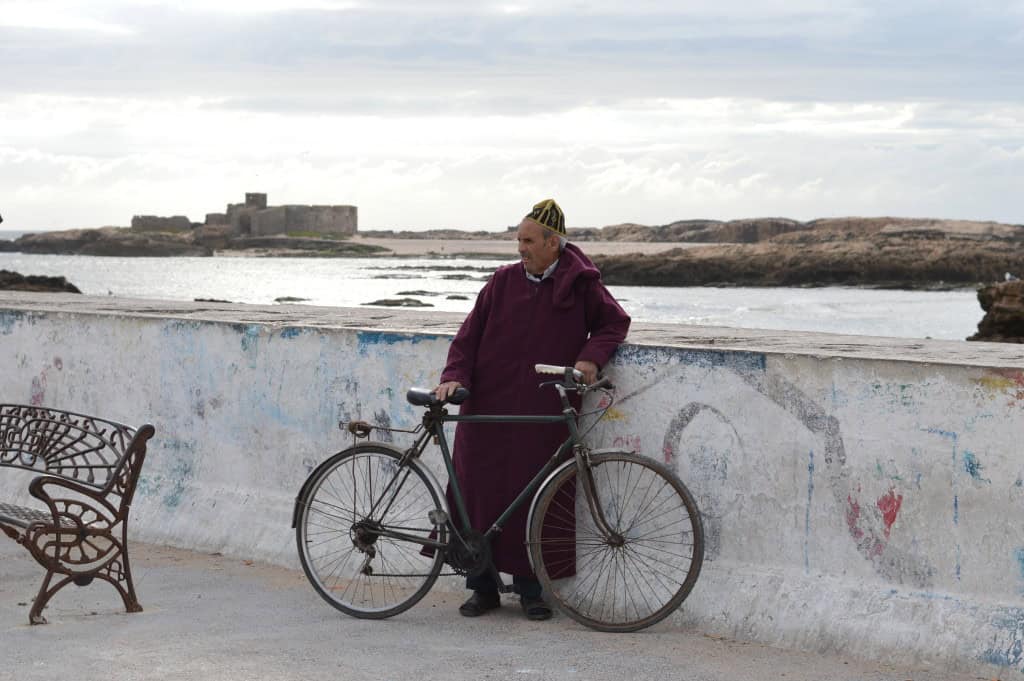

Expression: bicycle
xmin=292 ymin=364 xmax=704 ymax=632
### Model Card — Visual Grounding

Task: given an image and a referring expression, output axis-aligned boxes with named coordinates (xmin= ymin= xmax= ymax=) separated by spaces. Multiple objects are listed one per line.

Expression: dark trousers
xmin=466 ymin=572 xmax=542 ymax=600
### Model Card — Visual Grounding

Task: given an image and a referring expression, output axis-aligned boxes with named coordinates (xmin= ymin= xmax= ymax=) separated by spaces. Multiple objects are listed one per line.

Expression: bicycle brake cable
xmin=576 ymin=387 xmax=616 ymax=442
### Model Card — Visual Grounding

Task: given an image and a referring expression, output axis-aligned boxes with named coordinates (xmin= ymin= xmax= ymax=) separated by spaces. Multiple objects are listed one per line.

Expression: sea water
xmin=0 ymin=250 xmax=982 ymax=341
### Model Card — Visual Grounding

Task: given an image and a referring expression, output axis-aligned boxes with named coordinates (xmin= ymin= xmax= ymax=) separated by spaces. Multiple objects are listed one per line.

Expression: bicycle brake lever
xmin=583 ymin=376 xmax=615 ymax=392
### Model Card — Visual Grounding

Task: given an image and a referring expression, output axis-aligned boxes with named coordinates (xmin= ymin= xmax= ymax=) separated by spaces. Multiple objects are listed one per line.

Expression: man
xmin=434 ymin=198 xmax=630 ymax=620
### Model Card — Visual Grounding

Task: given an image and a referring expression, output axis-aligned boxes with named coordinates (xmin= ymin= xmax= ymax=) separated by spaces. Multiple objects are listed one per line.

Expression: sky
xmin=1 ymin=1 xmax=1022 ymax=231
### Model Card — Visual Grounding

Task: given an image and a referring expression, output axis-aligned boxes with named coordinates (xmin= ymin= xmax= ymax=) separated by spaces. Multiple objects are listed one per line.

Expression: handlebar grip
xmin=534 ymin=364 xmax=565 ymax=375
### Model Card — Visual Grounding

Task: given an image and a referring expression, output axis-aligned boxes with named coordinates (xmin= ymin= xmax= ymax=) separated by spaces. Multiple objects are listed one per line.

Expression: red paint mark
xmin=613 ymin=435 xmax=641 ymax=453
xmin=845 ymin=495 xmax=864 ymax=539
xmin=847 ymin=487 xmax=904 ymax=559
xmin=1013 ymin=370 xmax=1024 ymax=404
xmin=30 ymin=374 xmax=46 ymax=406
xmin=876 ymin=488 xmax=903 ymax=539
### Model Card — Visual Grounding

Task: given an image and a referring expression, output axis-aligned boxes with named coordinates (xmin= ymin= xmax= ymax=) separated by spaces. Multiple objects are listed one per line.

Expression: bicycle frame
xmin=387 ymin=406 xmax=580 ymax=547
xmin=327 ymin=372 xmax=622 ymax=593
xmin=435 ymin=411 xmax=579 ymax=540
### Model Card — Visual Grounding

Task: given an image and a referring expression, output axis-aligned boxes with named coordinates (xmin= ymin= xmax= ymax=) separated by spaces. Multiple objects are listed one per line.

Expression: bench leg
xmin=27 ymin=555 xmax=142 ymax=623
xmin=28 ymin=569 xmax=69 ymax=625
xmin=93 ymin=551 xmax=143 ymax=615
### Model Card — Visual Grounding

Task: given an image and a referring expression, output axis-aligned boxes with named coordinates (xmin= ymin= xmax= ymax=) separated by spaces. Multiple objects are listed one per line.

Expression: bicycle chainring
xmin=445 ymin=530 xmax=491 ymax=578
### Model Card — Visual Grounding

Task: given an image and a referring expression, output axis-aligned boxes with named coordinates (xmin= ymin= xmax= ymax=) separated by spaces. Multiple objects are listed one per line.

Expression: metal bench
xmin=0 ymin=404 xmax=155 ymax=624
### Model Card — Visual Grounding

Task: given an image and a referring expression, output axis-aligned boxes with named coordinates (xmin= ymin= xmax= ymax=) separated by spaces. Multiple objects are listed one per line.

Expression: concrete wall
xmin=2 ymin=294 xmax=1024 ymax=676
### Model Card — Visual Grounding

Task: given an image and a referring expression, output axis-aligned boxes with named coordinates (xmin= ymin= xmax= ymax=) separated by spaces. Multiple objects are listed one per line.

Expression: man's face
xmin=517 ymin=219 xmax=560 ymax=275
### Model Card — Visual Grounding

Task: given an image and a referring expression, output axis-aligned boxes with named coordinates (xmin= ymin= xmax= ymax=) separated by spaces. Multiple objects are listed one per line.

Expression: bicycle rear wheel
xmin=295 ymin=444 xmax=447 ymax=619
xmin=528 ymin=452 xmax=704 ymax=632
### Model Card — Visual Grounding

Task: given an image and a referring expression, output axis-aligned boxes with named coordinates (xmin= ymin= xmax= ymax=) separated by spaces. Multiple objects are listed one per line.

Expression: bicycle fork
xmin=574 ymin=446 xmax=624 ymax=546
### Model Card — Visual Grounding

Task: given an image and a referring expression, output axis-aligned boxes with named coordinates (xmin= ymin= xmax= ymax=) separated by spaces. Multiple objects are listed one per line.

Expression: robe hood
xmin=546 ymin=242 xmax=601 ymax=309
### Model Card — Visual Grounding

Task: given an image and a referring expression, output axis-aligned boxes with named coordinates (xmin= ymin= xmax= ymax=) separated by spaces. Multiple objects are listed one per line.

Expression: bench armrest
xmin=29 ymin=474 xmax=118 ymax=526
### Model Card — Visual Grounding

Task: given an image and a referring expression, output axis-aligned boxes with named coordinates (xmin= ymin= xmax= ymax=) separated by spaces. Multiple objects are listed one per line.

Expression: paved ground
xmin=0 ymin=541 xmax=987 ymax=681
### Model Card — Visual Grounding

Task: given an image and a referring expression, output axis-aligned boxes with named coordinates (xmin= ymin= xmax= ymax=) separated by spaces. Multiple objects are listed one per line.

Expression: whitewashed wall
xmin=2 ymin=300 xmax=1024 ymax=676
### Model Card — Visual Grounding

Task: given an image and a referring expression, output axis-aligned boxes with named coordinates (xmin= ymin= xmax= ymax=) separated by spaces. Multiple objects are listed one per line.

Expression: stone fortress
xmin=131 ymin=193 xmax=358 ymax=237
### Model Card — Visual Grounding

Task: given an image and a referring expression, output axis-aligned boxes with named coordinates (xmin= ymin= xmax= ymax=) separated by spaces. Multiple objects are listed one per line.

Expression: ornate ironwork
xmin=0 ymin=404 xmax=155 ymax=624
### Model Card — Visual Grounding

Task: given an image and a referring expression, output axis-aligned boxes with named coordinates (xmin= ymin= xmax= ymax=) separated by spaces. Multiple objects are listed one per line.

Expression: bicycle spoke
xmin=297 ymin=448 xmax=446 ymax=619
xmin=529 ymin=453 xmax=704 ymax=632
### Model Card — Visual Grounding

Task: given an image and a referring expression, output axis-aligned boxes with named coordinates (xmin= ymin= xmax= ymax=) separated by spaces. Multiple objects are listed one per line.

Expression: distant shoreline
xmin=347 ymin=236 xmax=702 ymax=258
xmin=3 ymin=218 xmax=1023 ymax=290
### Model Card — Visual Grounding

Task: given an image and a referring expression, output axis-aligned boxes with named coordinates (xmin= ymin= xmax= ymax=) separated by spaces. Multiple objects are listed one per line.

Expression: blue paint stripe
xmin=804 ymin=449 xmax=815 ymax=574
xmin=615 ymin=344 xmax=767 ymax=372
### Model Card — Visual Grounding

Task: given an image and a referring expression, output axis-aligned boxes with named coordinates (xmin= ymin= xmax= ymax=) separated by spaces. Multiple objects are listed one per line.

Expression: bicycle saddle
xmin=406 ymin=387 xmax=470 ymax=407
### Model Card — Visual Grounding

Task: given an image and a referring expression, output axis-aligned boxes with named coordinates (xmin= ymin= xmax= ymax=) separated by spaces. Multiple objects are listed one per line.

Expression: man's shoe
xmin=459 ymin=591 xmax=501 ymax=617
xmin=520 ymin=597 xmax=552 ymax=621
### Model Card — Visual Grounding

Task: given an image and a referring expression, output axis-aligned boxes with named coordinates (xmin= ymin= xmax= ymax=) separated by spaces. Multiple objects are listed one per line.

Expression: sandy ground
xmin=0 ymin=539 xmax=990 ymax=681
xmin=351 ymin=236 xmax=704 ymax=258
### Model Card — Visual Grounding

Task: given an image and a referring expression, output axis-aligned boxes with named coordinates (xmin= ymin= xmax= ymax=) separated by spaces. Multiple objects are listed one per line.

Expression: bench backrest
xmin=0 ymin=405 xmax=153 ymax=502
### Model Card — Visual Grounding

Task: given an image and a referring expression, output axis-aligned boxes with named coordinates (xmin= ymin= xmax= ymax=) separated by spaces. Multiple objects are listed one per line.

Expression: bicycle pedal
xmin=428 ymin=509 xmax=449 ymax=526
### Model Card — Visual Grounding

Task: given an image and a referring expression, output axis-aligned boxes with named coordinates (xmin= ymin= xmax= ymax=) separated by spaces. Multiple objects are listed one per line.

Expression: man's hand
xmin=434 ymin=381 xmax=463 ymax=401
xmin=574 ymin=360 xmax=598 ymax=386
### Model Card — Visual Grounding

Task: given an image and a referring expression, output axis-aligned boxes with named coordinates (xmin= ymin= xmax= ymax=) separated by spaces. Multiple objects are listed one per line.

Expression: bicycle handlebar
xmin=535 ymin=363 xmax=583 ymax=382
xmin=534 ymin=364 xmax=615 ymax=391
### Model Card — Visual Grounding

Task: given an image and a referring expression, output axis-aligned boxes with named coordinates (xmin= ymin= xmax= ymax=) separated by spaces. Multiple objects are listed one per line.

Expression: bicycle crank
xmin=445 ymin=530 xmax=491 ymax=578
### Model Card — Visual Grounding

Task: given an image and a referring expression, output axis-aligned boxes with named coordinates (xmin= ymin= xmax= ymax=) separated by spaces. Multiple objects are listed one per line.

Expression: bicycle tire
xmin=295 ymin=444 xmax=447 ymax=619
xmin=527 ymin=452 xmax=704 ymax=632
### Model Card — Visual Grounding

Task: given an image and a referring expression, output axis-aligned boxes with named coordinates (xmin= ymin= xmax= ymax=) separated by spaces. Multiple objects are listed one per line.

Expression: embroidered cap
xmin=524 ymin=199 xmax=566 ymax=237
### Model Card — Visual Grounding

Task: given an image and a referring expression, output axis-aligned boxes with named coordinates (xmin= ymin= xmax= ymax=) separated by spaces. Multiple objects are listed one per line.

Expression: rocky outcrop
xmin=12 ymin=227 xmax=212 ymax=256
xmin=1 ymin=227 xmax=388 ymax=257
xmin=593 ymin=224 xmax=1024 ymax=289
xmin=968 ymin=280 xmax=1024 ymax=342
xmin=225 ymin=236 xmax=387 ymax=256
xmin=605 ymin=216 xmax=1024 ymax=244
xmin=131 ymin=215 xmax=193 ymax=232
xmin=0 ymin=270 xmax=81 ymax=293
xmin=587 ymin=218 xmax=808 ymax=243
xmin=362 ymin=298 xmax=434 ymax=307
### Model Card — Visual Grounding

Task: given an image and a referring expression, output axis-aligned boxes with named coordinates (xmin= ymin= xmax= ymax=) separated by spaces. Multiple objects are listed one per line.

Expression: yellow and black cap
xmin=524 ymin=199 xmax=566 ymax=237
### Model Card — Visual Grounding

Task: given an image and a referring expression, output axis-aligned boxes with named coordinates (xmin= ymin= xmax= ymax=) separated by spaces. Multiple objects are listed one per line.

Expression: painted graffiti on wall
xmin=594 ymin=345 xmax=933 ymax=588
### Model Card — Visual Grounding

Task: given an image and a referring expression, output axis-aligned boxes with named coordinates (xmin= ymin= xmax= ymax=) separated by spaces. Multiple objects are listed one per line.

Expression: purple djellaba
xmin=435 ymin=198 xmax=630 ymax=620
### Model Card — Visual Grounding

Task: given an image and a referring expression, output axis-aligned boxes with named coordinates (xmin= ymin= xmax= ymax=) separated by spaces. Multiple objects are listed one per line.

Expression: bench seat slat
xmin=0 ymin=502 xmax=77 ymax=529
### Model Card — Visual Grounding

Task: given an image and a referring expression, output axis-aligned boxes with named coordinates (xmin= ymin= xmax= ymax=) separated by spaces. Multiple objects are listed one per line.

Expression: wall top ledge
xmin=2 ymin=292 xmax=1021 ymax=370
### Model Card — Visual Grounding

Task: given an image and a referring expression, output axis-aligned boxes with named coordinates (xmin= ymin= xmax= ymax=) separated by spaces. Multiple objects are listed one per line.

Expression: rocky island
xmin=590 ymin=217 xmax=1024 ymax=290
xmin=969 ymin=280 xmax=1024 ymax=343
xmin=0 ymin=270 xmax=80 ymax=293
xmin=0 ymin=226 xmax=387 ymax=258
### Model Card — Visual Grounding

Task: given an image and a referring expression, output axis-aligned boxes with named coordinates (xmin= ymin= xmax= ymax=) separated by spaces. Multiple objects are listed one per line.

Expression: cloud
xmin=2 ymin=92 xmax=1022 ymax=230
xmin=1 ymin=1 xmax=1021 ymax=105
xmin=0 ymin=2 xmax=1021 ymax=231
xmin=0 ymin=1 xmax=134 ymax=34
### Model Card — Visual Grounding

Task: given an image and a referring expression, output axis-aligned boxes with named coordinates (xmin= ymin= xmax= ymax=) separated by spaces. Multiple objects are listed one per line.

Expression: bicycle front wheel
xmin=295 ymin=444 xmax=447 ymax=619
xmin=528 ymin=452 xmax=704 ymax=632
